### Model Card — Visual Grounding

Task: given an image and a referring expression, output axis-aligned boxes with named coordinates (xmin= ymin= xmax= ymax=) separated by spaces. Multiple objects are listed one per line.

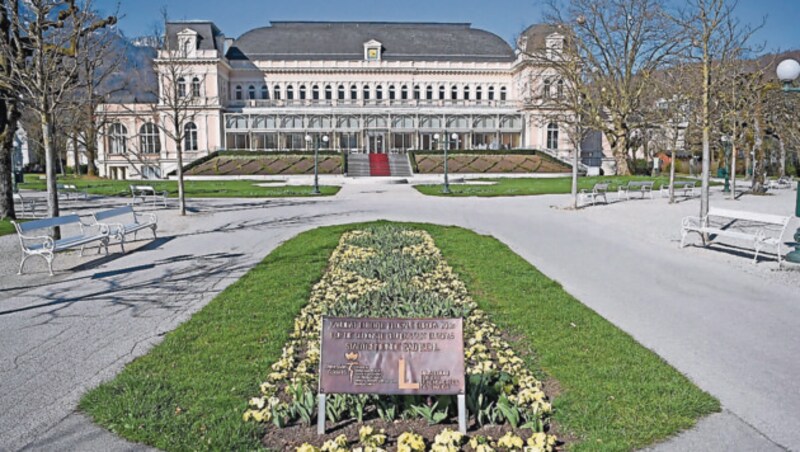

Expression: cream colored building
xmin=97 ymin=21 xmax=606 ymax=179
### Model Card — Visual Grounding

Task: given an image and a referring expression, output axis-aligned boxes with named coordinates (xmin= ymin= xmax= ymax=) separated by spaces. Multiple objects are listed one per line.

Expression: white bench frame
xmin=11 ymin=215 xmax=110 ymax=276
xmin=13 ymin=193 xmax=39 ymax=218
xmin=579 ymin=183 xmax=609 ymax=206
xmin=130 ymin=185 xmax=168 ymax=207
xmin=660 ymin=181 xmax=698 ymax=198
xmin=618 ymin=180 xmax=655 ymax=200
xmin=90 ymin=206 xmax=157 ymax=252
xmin=768 ymin=176 xmax=794 ymax=190
xmin=681 ymin=207 xmax=792 ymax=265
xmin=57 ymin=183 xmax=88 ymax=200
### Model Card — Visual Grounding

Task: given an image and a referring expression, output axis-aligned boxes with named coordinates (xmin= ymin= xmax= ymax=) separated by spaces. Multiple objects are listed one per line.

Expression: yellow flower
xmin=497 ymin=432 xmax=524 ymax=450
xmin=296 ymin=444 xmax=320 ymax=452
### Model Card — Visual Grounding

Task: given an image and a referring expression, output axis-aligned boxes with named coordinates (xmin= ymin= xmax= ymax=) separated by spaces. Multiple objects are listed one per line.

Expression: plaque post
xmin=316 ymin=394 xmax=326 ymax=435
xmin=457 ymin=394 xmax=467 ymax=434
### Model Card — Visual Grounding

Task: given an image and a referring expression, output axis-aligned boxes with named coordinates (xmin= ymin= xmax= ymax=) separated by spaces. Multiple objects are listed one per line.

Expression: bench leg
xmin=119 ymin=236 xmax=126 ymax=253
xmin=151 ymin=225 xmax=157 ymax=239
xmin=80 ymin=244 xmax=86 ymax=257
xmin=753 ymin=241 xmax=761 ymax=265
xmin=18 ymin=254 xmax=32 ymax=275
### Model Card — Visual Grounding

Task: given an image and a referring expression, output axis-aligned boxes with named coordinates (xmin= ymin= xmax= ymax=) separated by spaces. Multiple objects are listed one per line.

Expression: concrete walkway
xmin=0 ymin=182 xmax=798 ymax=451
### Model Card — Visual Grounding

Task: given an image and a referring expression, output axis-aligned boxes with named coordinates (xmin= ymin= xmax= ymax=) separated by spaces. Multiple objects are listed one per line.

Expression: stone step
xmin=388 ymin=154 xmax=413 ymax=177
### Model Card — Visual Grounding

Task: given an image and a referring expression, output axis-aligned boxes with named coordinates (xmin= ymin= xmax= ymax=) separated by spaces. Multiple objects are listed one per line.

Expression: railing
xmin=237 ymin=99 xmax=515 ymax=109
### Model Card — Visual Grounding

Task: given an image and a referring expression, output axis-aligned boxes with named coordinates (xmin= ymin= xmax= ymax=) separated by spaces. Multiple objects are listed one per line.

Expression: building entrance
xmin=367 ymin=132 xmax=386 ymax=153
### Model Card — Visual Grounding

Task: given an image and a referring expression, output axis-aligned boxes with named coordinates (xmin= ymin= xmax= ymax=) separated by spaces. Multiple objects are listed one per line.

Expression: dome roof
xmin=227 ymin=22 xmax=515 ymax=63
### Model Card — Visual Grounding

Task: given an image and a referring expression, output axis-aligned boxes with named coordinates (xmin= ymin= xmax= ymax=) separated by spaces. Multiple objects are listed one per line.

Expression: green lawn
xmin=0 ymin=218 xmax=15 ymax=237
xmin=415 ymin=175 xmax=699 ymax=197
xmin=19 ymin=174 xmax=339 ymax=198
xmin=80 ymin=222 xmax=719 ymax=451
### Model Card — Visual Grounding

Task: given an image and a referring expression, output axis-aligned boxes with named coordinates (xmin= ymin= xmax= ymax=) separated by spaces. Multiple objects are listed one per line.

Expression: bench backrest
xmin=707 ymin=207 xmax=789 ymax=226
xmin=676 ymin=181 xmax=696 ymax=187
xmin=94 ymin=206 xmax=134 ymax=222
xmin=627 ymin=181 xmax=654 ymax=188
xmin=593 ymin=183 xmax=609 ymax=192
xmin=15 ymin=214 xmax=81 ymax=234
xmin=13 ymin=193 xmax=22 ymax=201
xmin=131 ymin=185 xmax=155 ymax=193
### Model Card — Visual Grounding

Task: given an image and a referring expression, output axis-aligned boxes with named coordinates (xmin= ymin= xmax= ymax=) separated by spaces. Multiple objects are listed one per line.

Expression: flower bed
xmin=245 ymin=225 xmax=557 ymax=451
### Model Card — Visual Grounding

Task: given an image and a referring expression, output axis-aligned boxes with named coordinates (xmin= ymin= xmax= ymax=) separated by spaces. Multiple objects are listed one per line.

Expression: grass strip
xmin=19 ymin=174 xmax=339 ymax=198
xmin=80 ymin=222 xmax=719 ymax=451
xmin=414 ymin=175 xmax=702 ymax=197
xmin=0 ymin=218 xmax=15 ymax=237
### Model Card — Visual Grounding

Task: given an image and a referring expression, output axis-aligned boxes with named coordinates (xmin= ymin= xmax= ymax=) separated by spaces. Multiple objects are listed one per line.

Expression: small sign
xmin=319 ymin=317 xmax=465 ymax=395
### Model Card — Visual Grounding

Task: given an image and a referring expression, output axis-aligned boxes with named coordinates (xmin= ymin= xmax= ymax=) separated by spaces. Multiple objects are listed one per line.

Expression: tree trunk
xmin=176 ymin=140 xmax=186 ymax=216
xmin=752 ymin=118 xmax=765 ymax=193
xmin=41 ymin=111 xmax=59 ymax=219
xmin=72 ymin=133 xmax=81 ymax=176
xmin=0 ymin=129 xmax=15 ymax=220
xmin=700 ymin=53 xmax=711 ymax=219
xmin=778 ymin=136 xmax=786 ymax=178
xmin=86 ymin=103 xmax=97 ymax=176
xmin=668 ymin=124 xmax=679 ymax=204
xmin=730 ymin=140 xmax=737 ymax=199
xmin=571 ymin=139 xmax=580 ymax=209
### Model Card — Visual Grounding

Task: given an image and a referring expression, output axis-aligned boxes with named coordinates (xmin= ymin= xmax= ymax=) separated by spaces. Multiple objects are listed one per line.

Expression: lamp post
xmin=721 ymin=135 xmax=731 ymax=193
xmin=306 ymin=134 xmax=328 ymax=195
xmin=776 ymin=58 xmax=800 ymax=264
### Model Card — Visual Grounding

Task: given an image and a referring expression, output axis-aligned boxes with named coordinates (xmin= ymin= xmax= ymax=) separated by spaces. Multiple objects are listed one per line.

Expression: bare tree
xmin=0 ymin=2 xmax=22 ymax=220
xmin=543 ymin=0 xmax=683 ymax=175
xmin=0 ymin=0 xmax=115 ymax=219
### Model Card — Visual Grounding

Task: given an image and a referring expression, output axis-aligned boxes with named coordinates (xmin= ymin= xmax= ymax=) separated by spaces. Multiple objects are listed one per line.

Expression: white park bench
xmin=13 ymin=193 xmax=39 ymax=218
xmin=130 ymin=185 xmax=168 ymax=207
xmin=57 ymin=183 xmax=88 ymax=200
xmin=91 ymin=206 xmax=157 ymax=252
xmin=617 ymin=180 xmax=655 ymax=200
xmin=768 ymin=176 xmax=794 ymax=190
xmin=578 ymin=183 xmax=609 ymax=207
xmin=680 ymin=207 xmax=792 ymax=265
xmin=660 ymin=180 xmax=698 ymax=198
xmin=11 ymin=215 xmax=110 ymax=276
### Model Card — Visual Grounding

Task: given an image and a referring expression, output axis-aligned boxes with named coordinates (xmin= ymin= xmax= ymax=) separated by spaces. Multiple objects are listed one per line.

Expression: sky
xmin=93 ymin=0 xmax=800 ymax=53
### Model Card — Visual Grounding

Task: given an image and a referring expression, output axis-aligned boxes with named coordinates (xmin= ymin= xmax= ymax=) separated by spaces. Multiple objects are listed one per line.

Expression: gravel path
xmin=0 ymin=183 xmax=798 ymax=451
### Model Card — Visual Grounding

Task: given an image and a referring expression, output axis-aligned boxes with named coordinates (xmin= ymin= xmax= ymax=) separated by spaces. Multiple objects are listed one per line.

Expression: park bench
xmin=660 ymin=180 xmax=698 ymax=198
xmin=680 ymin=207 xmax=792 ymax=265
xmin=130 ymin=185 xmax=168 ymax=207
xmin=57 ymin=184 xmax=88 ymax=200
xmin=13 ymin=193 xmax=38 ymax=218
xmin=11 ymin=215 xmax=109 ymax=276
xmin=617 ymin=180 xmax=655 ymax=200
xmin=768 ymin=176 xmax=794 ymax=190
xmin=90 ymin=206 xmax=157 ymax=252
xmin=578 ymin=183 xmax=609 ymax=207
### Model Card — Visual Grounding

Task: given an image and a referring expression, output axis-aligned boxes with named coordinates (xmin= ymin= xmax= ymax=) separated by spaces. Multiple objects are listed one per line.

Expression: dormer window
xmin=546 ymin=33 xmax=565 ymax=58
xmin=363 ymin=39 xmax=382 ymax=62
xmin=176 ymin=28 xmax=199 ymax=57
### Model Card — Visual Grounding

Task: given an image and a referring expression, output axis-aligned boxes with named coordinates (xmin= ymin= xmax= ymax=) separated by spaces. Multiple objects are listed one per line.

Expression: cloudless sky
xmin=94 ymin=0 xmax=800 ymax=53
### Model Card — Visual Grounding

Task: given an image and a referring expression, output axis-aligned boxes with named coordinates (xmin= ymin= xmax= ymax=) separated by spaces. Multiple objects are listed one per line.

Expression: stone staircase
xmin=369 ymin=154 xmax=391 ymax=176
xmin=388 ymin=154 xmax=413 ymax=177
xmin=346 ymin=153 xmax=371 ymax=177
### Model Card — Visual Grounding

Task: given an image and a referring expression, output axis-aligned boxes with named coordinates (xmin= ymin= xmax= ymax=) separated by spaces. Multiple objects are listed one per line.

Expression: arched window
xmin=426 ymin=85 xmax=433 ymax=100
xmin=500 ymin=86 xmax=507 ymax=101
xmin=376 ymin=85 xmax=383 ymax=100
xmin=287 ymin=85 xmax=294 ymax=100
xmin=235 ymin=85 xmax=242 ymax=100
xmin=451 ymin=85 xmax=458 ymax=100
xmin=546 ymin=123 xmax=559 ymax=150
xmin=350 ymin=85 xmax=358 ymax=99
xmin=273 ymin=85 xmax=281 ymax=100
xmin=191 ymin=77 xmax=201 ymax=97
xmin=413 ymin=85 xmax=420 ymax=100
xmin=388 ymin=85 xmax=396 ymax=100
xmin=184 ymin=122 xmax=198 ymax=151
xmin=325 ymin=85 xmax=332 ymax=100
xmin=248 ymin=85 xmax=256 ymax=100
xmin=556 ymin=80 xmax=564 ymax=98
xmin=312 ymin=85 xmax=320 ymax=100
xmin=362 ymin=85 xmax=370 ymax=100
xmin=108 ymin=123 xmax=127 ymax=154
xmin=439 ymin=85 xmax=445 ymax=100
xmin=338 ymin=85 xmax=345 ymax=100
xmin=177 ymin=77 xmax=187 ymax=97
xmin=299 ymin=85 xmax=307 ymax=100
xmin=543 ymin=79 xmax=552 ymax=98
xmin=464 ymin=86 xmax=471 ymax=100
xmin=261 ymin=85 xmax=269 ymax=100
xmin=401 ymin=85 xmax=409 ymax=100
xmin=139 ymin=123 xmax=160 ymax=154
xmin=476 ymin=86 xmax=483 ymax=100
xmin=488 ymin=86 xmax=495 ymax=100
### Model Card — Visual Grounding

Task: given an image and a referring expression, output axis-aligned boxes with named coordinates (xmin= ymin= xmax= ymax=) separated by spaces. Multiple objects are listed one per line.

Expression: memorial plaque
xmin=319 ymin=317 xmax=465 ymax=395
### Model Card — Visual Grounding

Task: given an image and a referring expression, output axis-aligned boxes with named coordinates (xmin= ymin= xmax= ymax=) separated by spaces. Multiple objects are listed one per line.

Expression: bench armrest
xmin=96 ymin=221 xmax=124 ymax=237
xmin=135 ymin=211 xmax=158 ymax=224
xmin=681 ymin=215 xmax=702 ymax=229
xmin=17 ymin=233 xmax=55 ymax=252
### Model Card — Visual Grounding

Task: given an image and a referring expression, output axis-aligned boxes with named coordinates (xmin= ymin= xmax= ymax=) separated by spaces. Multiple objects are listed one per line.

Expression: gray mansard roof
xmin=165 ymin=21 xmax=225 ymax=52
xmin=227 ymin=22 xmax=515 ymax=62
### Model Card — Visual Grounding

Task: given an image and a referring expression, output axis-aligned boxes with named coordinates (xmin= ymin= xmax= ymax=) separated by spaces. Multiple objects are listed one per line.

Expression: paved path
xmin=0 ymin=183 xmax=798 ymax=451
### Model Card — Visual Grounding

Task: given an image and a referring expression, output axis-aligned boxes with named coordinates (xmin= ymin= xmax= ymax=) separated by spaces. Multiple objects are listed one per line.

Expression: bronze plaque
xmin=319 ymin=317 xmax=465 ymax=395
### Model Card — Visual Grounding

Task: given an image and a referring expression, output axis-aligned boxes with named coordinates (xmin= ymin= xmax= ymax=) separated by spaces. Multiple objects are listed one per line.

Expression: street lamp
xmin=720 ymin=135 xmax=731 ymax=193
xmin=305 ymin=134 xmax=328 ymax=195
xmin=776 ymin=59 xmax=800 ymax=264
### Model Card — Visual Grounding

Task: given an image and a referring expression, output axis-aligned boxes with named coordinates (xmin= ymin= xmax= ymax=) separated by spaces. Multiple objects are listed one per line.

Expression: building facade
xmin=97 ymin=21 xmax=605 ymax=179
